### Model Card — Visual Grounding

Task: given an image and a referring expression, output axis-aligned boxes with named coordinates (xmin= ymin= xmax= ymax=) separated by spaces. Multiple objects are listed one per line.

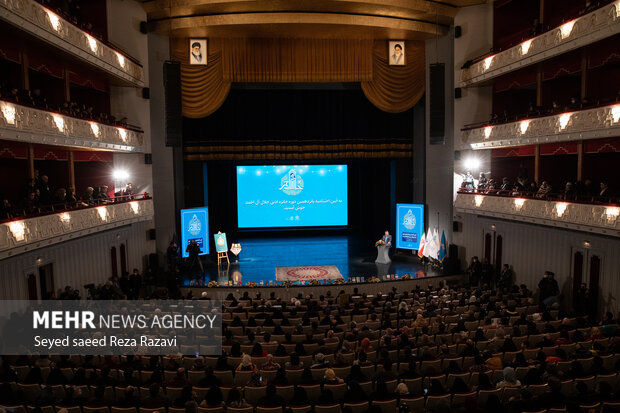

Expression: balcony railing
xmin=0 ymin=0 xmax=144 ymax=87
xmin=461 ymin=103 xmax=620 ymax=149
xmin=0 ymin=100 xmax=144 ymax=152
xmin=0 ymin=196 xmax=154 ymax=260
xmin=454 ymin=191 xmax=620 ymax=237
xmin=460 ymin=2 xmax=620 ymax=87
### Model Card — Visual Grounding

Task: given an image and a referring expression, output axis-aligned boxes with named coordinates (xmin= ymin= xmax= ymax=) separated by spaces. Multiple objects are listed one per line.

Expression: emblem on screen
xmin=403 ymin=209 xmax=416 ymax=230
xmin=188 ymin=214 xmax=202 ymax=235
xmin=280 ymin=169 xmax=304 ymax=195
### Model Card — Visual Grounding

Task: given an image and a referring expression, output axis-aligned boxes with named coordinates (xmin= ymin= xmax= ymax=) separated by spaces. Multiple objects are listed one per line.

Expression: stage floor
xmin=180 ymin=235 xmax=439 ymax=287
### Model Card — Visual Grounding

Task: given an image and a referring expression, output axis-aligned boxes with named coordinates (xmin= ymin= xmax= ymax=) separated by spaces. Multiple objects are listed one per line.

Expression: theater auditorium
xmin=1 ymin=0 xmax=620 ymax=412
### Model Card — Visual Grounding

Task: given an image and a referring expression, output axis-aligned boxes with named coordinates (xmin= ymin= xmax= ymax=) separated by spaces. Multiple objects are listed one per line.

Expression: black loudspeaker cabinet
xmin=452 ymin=221 xmax=461 ymax=232
xmin=455 ymin=87 xmax=462 ymax=99
xmin=429 ymin=63 xmax=445 ymax=144
xmin=449 ymin=243 xmax=459 ymax=258
xmin=144 ymin=153 xmax=152 ymax=164
xmin=148 ymin=228 xmax=156 ymax=240
xmin=140 ymin=21 xmax=148 ymax=34
xmin=442 ymin=257 xmax=461 ymax=275
xmin=455 ymin=26 xmax=462 ymax=38
xmin=163 ymin=61 xmax=183 ymax=147
xmin=142 ymin=87 xmax=150 ymax=99
xmin=148 ymin=253 xmax=159 ymax=270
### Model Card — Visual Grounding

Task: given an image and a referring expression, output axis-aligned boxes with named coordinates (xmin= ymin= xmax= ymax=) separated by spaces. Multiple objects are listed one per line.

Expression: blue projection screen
xmin=180 ymin=207 xmax=209 ymax=257
xmin=237 ymin=165 xmax=348 ymax=228
xmin=396 ymin=204 xmax=424 ymax=250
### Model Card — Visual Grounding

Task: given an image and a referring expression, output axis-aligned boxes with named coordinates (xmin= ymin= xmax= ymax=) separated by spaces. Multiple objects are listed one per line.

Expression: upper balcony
xmin=0 ymin=99 xmax=144 ymax=152
xmin=460 ymin=2 xmax=620 ymax=87
xmin=461 ymin=102 xmax=620 ymax=150
xmin=0 ymin=0 xmax=144 ymax=87
xmin=454 ymin=191 xmax=619 ymax=237
xmin=0 ymin=196 xmax=153 ymax=260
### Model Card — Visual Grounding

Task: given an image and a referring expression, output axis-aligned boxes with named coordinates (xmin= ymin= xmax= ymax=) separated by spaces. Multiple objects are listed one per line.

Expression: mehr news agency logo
xmin=280 ymin=169 xmax=304 ymax=195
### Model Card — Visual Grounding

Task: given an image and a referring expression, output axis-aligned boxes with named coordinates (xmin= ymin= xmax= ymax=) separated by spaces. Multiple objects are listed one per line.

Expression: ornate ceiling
xmin=141 ymin=0 xmax=481 ymax=40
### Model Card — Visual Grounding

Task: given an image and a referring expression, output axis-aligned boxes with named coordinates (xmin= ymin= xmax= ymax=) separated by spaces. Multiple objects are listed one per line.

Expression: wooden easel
xmin=217 ymin=251 xmax=229 ymax=267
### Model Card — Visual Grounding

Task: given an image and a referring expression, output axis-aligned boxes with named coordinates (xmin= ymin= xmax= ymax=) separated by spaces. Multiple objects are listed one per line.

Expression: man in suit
xmin=381 ymin=230 xmax=392 ymax=246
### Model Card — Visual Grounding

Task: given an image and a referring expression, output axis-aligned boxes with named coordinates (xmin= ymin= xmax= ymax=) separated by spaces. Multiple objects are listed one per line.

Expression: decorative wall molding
xmin=0 ymin=199 xmax=154 ymax=260
xmin=461 ymin=103 xmax=620 ymax=149
xmin=0 ymin=0 xmax=144 ymax=87
xmin=454 ymin=193 xmax=620 ymax=237
xmin=0 ymin=101 xmax=144 ymax=152
xmin=460 ymin=2 xmax=620 ymax=87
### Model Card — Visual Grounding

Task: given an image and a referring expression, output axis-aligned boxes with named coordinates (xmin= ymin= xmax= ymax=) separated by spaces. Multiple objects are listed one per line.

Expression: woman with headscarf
xmin=322 ymin=369 xmax=344 ymax=385
xmin=476 ymin=373 xmax=494 ymax=390
xmin=369 ymin=379 xmax=393 ymax=401
xmin=343 ymin=381 xmax=368 ymax=403
xmin=289 ymin=386 xmax=310 ymax=406
xmin=346 ymin=364 xmax=368 ymax=383
xmin=236 ymin=354 xmax=257 ymax=372
xmin=428 ymin=379 xmax=447 ymax=396
xmin=496 ymin=367 xmax=521 ymax=387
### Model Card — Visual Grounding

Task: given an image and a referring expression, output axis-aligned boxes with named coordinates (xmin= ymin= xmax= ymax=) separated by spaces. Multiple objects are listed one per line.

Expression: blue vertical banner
xmin=213 ymin=232 xmax=228 ymax=253
xmin=396 ymin=204 xmax=424 ymax=250
xmin=180 ymin=207 xmax=209 ymax=258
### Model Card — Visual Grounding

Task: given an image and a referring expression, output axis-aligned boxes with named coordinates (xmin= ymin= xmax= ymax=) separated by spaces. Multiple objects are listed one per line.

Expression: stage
xmin=180 ymin=235 xmax=442 ymax=287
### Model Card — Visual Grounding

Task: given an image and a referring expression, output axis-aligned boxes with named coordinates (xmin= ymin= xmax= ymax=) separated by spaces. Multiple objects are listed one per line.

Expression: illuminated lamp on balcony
xmin=9 ymin=221 xmax=26 ymax=241
xmin=1 ymin=102 xmax=16 ymax=125
xmin=612 ymin=105 xmax=620 ymax=123
xmin=483 ymin=55 xmax=494 ymax=70
xmin=560 ymin=20 xmax=575 ymax=39
xmin=97 ymin=206 xmax=108 ymax=220
xmin=129 ymin=201 xmax=139 ymax=214
xmin=484 ymin=126 xmax=492 ymax=139
xmin=46 ymin=10 xmax=61 ymax=31
xmin=606 ymin=207 xmax=620 ymax=220
xmin=616 ymin=1 xmax=620 ymax=18
xmin=555 ymin=202 xmax=568 ymax=217
xmin=520 ymin=39 xmax=533 ymax=55
xmin=514 ymin=198 xmax=525 ymax=210
xmin=115 ymin=52 xmax=126 ymax=68
xmin=559 ymin=113 xmax=572 ymax=130
xmin=60 ymin=212 xmax=71 ymax=223
xmin=90 ymin=122 xmax=100 ymax=137
xmin=519 ymin=120 xmax=531 ymax=135
xmin=52 ymin=115 xmax=65 ymax=131
xmin=118 ymin=128 xmax=127 ymax=142
xmin=474 ymin=195 xmax=484 ymax=207
xmin=86 ymin=34 xmax=98 ymax=53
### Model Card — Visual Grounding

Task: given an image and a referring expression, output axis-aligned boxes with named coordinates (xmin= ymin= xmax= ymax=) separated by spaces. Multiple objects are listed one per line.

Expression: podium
xmin=375 ymin=244 xmax=391 ymax=264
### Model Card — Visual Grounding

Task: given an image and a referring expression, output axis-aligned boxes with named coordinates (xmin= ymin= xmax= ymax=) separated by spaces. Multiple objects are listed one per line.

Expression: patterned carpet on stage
xmin=275 ymin=265 xmax=343 ymax=282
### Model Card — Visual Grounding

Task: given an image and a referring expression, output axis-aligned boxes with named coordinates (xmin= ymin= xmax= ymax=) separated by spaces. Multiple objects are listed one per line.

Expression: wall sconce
xmin=605 ymin=206 xmax=619 ymax=221
xmin=521 ymin=39 xmax=532 ymax=55
xmin=1 ymin=103 xmax=16 ymax=125
xmin=484 ymin=126 xmax=492 ymax=139
xmin=483 ymin=55 xmax=494 ymax=70
xmin=115 ymin=52 xmax=126 ymax=68
xmin=52 ymin=115 xmax=65 ymax=131
xmin=560 ymin=21 xmax=575 ymax=39
xmin=129 ymin=201 xmax=139 ymax=214
xmin=97 ymin=206 xmax=108 ymax=220
xmin=35 ymin=257 xmax=43 ymax=266
xmin=46 ymin=10 xmax=61 ymax=31
xmin=90 ymin=122 xmax=100 ymax=137
xmin=118 ymin=128 xmax=127 ymax=142
xmin=519 ymin=120 xmax=531 ymax=135
xmin=514 ymin=198 xmax=525 ymax=210
xmin=559 ymin=113 xmax=571 ymax=130
xmin=490 ymin=224 xmax=497 ymax=231
xmin=474 ymin=195 xmax=484 ymax=207
xmin=555 ymin=202 xmax=568 ymax=217
xmin=60 ymin=212 xmax=71 ymax=223
xmin=85 ymin=34 xmax=98 ymax=53
xmin=583 ymin=241 xmax=591 ymax=249
xmin=9 ymin=221 xmax=26 ymax=241
xmin=612 ymin=105 xmax=620 ymax=123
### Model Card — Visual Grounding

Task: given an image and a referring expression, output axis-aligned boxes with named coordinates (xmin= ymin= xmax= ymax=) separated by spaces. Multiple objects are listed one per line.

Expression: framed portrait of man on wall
xmin=388 ymin=41 xmax=405 ymax=66
xmin=189 ymin=39 xmax=207 ymax=65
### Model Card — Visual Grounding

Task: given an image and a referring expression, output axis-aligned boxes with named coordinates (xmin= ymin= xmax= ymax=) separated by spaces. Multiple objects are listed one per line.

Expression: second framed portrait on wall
xmin=189 ymin=39 xmax=207 ymax=65
xmin=388 ymin=41 xmax=405 ymax=66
